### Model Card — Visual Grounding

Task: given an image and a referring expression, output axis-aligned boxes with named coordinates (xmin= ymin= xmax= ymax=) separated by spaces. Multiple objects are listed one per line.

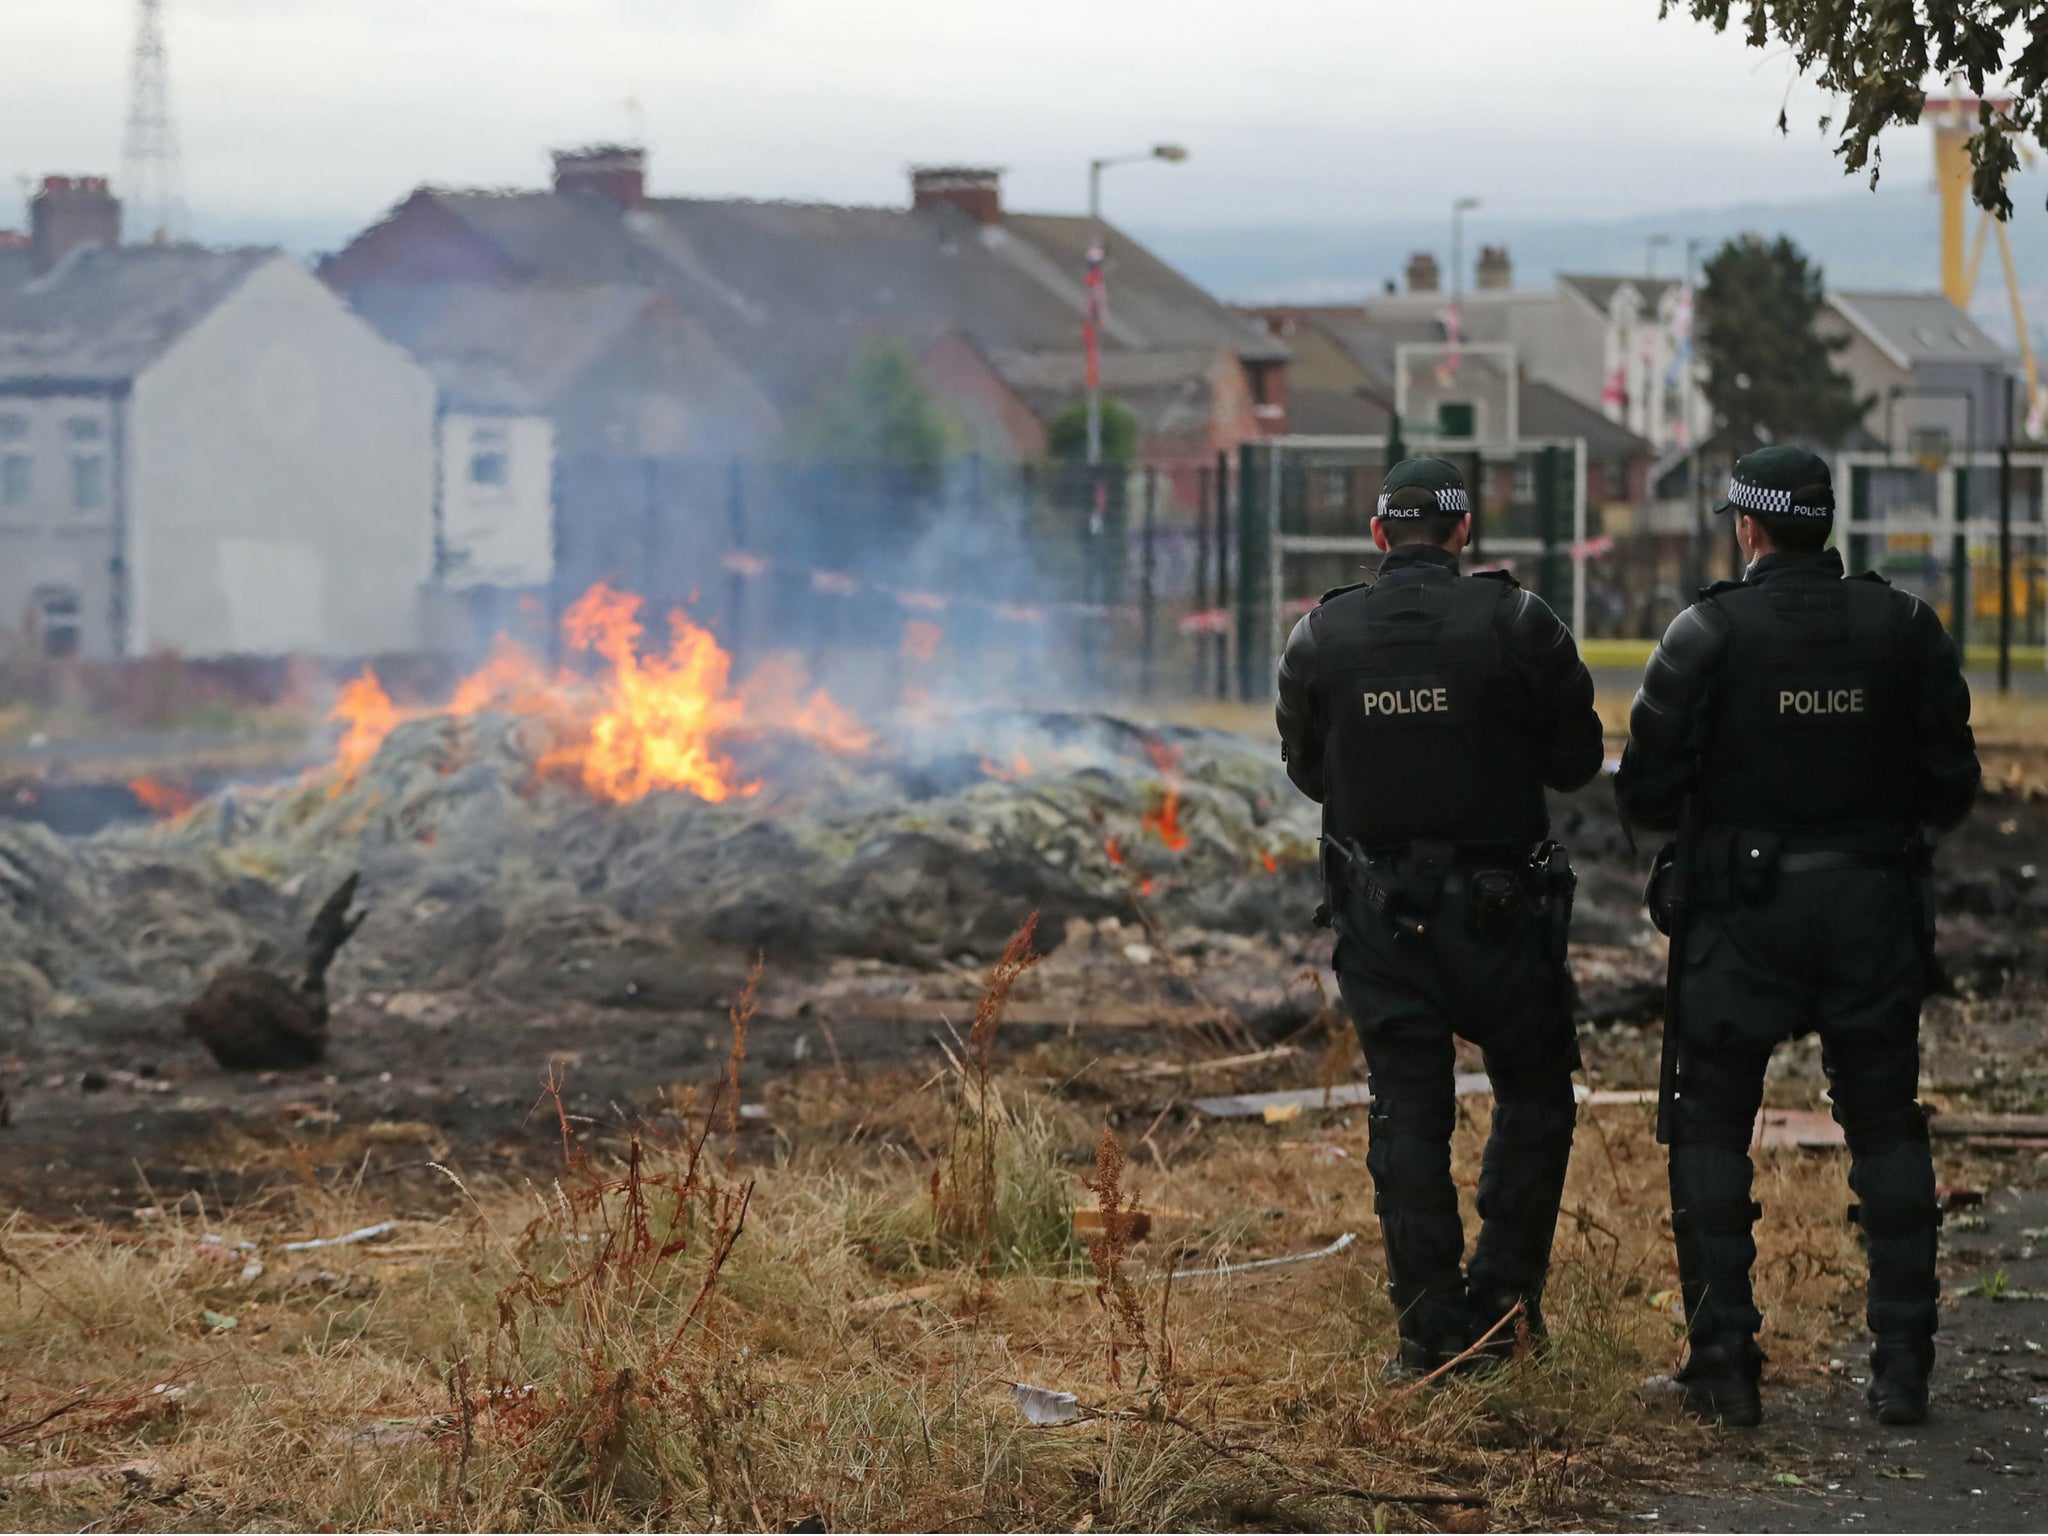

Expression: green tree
xmin=792 ymin=339 xmax=958 ymax=481
xmin=1660 ymin=0 xmax=2045 ymax=215
xmin=1046 ymin=397 xmax=1140 ymax=465
xmin=1698 ymin=234 xmax=1870 ymax=447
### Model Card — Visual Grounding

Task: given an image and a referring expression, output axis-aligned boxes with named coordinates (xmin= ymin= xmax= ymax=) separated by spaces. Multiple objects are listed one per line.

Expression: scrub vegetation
xmin=9 ymin=915 xmax=1995 ymax=1535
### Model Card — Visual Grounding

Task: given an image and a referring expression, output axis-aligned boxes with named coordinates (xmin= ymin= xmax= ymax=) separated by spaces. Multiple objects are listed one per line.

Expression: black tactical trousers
xmin=1669 ymin=867 xmax=1938 ymax=1347
xmin=1335 ymin=870 xmax=1581 ymax=1348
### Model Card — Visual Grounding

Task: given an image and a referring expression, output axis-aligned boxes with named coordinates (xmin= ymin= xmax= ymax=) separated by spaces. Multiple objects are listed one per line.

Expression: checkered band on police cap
xmin=1375 ymin=457 xmax=1470 ymax=519
xmin=1375 ymin=486 xmax=1471 ymax=519
xmin=1713 ymin=444 xmax=1835 ymax=518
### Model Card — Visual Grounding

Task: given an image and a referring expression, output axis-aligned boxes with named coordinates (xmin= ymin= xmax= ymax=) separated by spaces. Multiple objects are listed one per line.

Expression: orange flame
xmin=1104 ymin=835 xmax=1124 ymax=865
xmin=737 ymin=654 xmax=875 ymax=756
xmin=319 ymin=583 xmax=872 ymax=806
xmin=1140 ymin=736 xmax=1189 ymax=852
xmin=552 ymin=584 xmax=753 ymax=803
xmin=130 ymin=775 xmax=193 ymax=820
xmin=978 ymin=750 xmax=1035 ymax=783
xmin=331 ymin=668 xmax=400 ymax=789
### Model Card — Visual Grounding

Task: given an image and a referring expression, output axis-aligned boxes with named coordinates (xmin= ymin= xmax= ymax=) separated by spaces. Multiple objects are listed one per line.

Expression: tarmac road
xmin=1636 ymin=1186 xmax=2048 ymax=1533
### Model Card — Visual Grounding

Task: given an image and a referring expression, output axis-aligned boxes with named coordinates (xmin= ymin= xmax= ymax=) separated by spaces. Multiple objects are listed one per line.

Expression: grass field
xmin=0 ymin=944 xmax=1918 ymax=1534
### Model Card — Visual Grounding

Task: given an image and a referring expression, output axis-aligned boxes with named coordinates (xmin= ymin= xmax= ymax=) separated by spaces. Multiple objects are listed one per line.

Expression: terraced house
xmin=0 ymin=176 xmax=435 ymax=660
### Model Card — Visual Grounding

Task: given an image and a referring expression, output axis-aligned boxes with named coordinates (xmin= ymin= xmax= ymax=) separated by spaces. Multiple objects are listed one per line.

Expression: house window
xmin=32 ymin=585 xmax=80 ymax=659
xmin=1437 ymin=400 xmax=1476 ymax=439
xmin=72 ymin=455 xmax=106 ymax=511
xmin=469 ymin=426 xmax=509 ymax=488
xmin=0 ymin=454 xmax=28 ymax=509
xmin=0 ymin=414 xmax=26 ymax=444
xmin=65 ymin=416 xmax=103 ymax=443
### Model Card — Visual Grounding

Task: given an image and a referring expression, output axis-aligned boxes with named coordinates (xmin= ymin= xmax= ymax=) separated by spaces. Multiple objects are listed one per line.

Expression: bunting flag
xmin=1434 ymin=301 xmax=1463 ymax=388
xmin=1601 ymin=365 xmax=1627 ymax=417
xmin=1666 ymin=282 xmax=1694 ymax=388
xmin=1083 ymin=239 xmax=1107 ymax=393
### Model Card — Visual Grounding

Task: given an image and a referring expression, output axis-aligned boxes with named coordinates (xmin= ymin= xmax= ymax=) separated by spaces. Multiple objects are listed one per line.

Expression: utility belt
xmin=1319 ymin=836 xmax=1575 ymax=958
xmin=1645 ymin=823 xmax=1925 ymax=930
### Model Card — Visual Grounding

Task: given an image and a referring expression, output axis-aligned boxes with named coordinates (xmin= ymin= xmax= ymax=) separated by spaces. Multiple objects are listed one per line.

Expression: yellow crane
xmin=1927 ymin=93 xmax=2044 ymax=433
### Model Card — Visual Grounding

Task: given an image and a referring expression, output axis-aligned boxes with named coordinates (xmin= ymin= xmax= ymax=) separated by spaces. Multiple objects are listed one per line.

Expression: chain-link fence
xmin=431 ymin=438 xmax=2047 ymax=713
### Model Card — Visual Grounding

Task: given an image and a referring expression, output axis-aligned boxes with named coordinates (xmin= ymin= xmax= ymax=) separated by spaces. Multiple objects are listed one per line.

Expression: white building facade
xmin=0 ymin=246 xmax=436 ymax=659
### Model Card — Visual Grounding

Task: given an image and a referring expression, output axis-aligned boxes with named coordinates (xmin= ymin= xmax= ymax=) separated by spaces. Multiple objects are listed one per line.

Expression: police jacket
xmin=1614 ymin=549 xmax=1980 ymax=835
xmin=1274 ymin=544 xmax=1605 ymax=849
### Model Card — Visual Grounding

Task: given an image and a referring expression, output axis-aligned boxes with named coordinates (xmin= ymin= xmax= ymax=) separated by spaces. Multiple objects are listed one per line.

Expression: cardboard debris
xmin=1 ymin=1458 xmax=159 ymax=1490
xmin=1194 ymin=1074 xmax=1490 ymax=1119
xmin=1072 ymin=1208 xmax=1152 ymax=1241
xmin=1755 ymin=1108 xmax=1846 ymax=1149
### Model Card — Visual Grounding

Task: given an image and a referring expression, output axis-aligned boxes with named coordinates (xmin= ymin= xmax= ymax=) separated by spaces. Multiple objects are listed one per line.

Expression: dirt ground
xmin=2 ymin=715 xmax=2046 ymax=1530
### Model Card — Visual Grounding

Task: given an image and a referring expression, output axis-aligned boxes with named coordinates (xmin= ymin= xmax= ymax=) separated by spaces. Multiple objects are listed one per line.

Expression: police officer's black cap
xmin=1376 ymin=457 xmax=1471 ymax=519
xmin=1714 ymin=444 xmax=1835 ymax=518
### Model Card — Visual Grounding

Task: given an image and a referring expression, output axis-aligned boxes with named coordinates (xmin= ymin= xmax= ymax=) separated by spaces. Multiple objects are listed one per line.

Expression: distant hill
xmin=1136 ymin=182 xmax=2048 ymax=351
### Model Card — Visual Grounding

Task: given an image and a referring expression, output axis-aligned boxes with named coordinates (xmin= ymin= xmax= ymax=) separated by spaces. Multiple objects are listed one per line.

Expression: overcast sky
xmin=2 ymin=0 xmax=1960 ymax=244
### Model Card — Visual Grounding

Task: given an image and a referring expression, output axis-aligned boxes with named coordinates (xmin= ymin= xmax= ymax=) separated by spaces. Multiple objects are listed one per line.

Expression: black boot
xmin=1465 ymin=1282 xmax=1544 ymax=1365
xmin=1676 ymin=1334 xmax=1764 ymax=1427
xmin=1391 ymin=1284 xmax=1473 ymax=1376
xmin=1847 ymin=1135 xmax=1941 ymax=1428
xmin=1866 ymin=1334 xmax=1933 ymax=1425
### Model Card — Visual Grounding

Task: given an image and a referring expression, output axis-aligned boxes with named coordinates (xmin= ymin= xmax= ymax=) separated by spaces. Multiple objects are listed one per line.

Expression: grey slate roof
xmin=1559 ymin=273 xmax=1683 ymax=316
xmin=1239 ymin=305 xmax=1653 ymax=460
xmin=374 ymin=189 xmax=1285 ymax=413
xmin=345 ymin=281 xmax=667 ymax=413
xmin=989 ymin=346 xmax=1228 ymax=440
xmin=0 ymin=246 xmax=272 ymax=388
xmin=1826 ymin=290 xmax=2008 ymax=367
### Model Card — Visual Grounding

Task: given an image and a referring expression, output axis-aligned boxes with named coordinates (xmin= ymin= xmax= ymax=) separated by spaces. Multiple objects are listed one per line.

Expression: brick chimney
xmin=1404 ymin=251 xmax=1440 ymax=294
xmin=911 ymin=166 xmax=1003 ymax=225
xmin=551 ymin=144 xmax=646 ymax=210
xmin=31 ymin=176 xmax=121 ymax=275
xmin=1476 ymin=244 xmax=1512 ymax=291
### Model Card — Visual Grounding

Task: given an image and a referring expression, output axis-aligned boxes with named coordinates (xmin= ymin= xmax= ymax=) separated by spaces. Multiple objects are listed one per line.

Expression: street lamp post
xmin=1450 ymin=195 xmax=1480 ymax=304
xmin=1086 ymin=144 xmax=1188 ymax=466
xmin=1683 ymin=236 xmax=1706 ymax=592
xmin=1646 ymin=232 xmax=1672 ymax=278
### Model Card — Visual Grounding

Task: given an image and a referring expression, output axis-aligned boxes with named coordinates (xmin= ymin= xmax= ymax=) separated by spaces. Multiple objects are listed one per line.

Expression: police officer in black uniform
xmin=1277 ymin=457 xmax=1605 ymax=1372
xmin=1616 ymin=445 xmax=1979 ymax=1427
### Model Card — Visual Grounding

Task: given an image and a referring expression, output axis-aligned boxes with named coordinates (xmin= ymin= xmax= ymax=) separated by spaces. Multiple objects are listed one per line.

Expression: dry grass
xmin=0 ymin=939 xmax=1890 ymax=1533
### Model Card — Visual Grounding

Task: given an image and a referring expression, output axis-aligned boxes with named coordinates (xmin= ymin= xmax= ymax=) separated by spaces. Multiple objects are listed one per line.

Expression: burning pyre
xmin=0 ymin=584 xmax=1319 ymax=1030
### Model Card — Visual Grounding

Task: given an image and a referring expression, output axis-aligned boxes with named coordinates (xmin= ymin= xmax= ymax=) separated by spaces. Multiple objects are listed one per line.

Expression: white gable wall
xmin=126 ymin=257 xmax=435 ymax=657
xmin=439 ymin=410 xmax=554 ymax=590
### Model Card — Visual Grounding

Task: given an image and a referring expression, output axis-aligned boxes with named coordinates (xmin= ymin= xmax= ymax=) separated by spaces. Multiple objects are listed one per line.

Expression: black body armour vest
xmin=1697 ymin=572 xmax=1914 ymax=831
xmin=1316 ymin=571 xmax=1549 ymax=849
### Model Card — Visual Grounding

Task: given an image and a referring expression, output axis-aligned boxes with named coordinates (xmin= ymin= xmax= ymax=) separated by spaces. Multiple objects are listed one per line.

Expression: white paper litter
xmin=279 ymin=1221 xmax=399 ymax=1253
xmin=1009 ymin=1382 xmax=1083 ymax=1426
xmin=1153 ymin=1231 xmax=1357 ymax=1281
